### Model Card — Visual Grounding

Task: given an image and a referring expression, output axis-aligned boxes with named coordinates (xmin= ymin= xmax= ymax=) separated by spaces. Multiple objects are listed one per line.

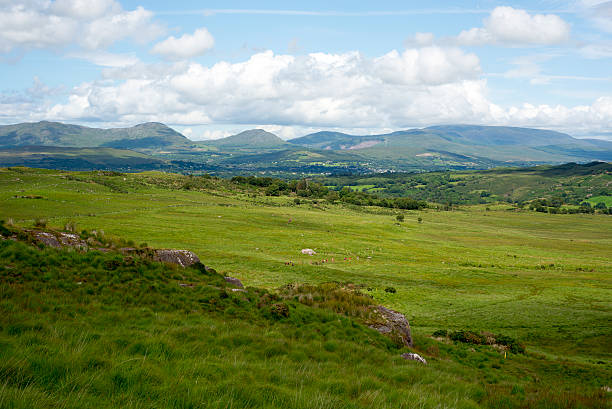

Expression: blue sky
xmin=1 ymin=0 xmax=611 ymax=140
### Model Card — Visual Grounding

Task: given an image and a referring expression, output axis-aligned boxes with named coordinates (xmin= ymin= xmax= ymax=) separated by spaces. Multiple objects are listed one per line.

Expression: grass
xmin=586 ymin=195 xmax=612 ymax=207
xmin=0 ymin=167 xmax=611 ymax=408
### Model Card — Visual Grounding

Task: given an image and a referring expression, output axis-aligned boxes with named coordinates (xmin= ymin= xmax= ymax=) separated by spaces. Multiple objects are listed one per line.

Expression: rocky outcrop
xmin=153 ymin=249 xmax=200 ymax=267
xmin=369 ymin=305 xmax=413 ymax=347
xmin=224 ymin=276 xmax=244 ymax=288
xmin=401 ymin=352 xmax=427 ymax=364
xmin=31 ymin=231 xmax=87 ymax=250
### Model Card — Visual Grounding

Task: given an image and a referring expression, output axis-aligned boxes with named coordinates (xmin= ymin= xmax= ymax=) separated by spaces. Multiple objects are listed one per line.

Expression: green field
xmin=587 ymin=196 xmax=612 ymax=207
xmin=1 ymin=167 xmax=611 ymax=408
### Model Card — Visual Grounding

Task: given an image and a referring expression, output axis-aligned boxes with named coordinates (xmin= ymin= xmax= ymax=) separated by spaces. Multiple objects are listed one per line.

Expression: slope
xmin=0 ymin=121 xmax=193 ymax=152
xmin=0 ymin=169 xmax=610 ymax=408
xmin=0 ymin=146 xmax=168 ymax=171
xmin=204 ymin=129 xmax=288 ymax=150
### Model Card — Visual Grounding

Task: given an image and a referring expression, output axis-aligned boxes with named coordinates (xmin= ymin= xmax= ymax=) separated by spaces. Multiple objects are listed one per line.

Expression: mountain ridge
xmin=1 ymin=121 xmax=611 ymax=172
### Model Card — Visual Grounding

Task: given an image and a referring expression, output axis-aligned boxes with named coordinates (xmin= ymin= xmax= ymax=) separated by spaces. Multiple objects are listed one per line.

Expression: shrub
xmin=432 ymin=329 xmax=448 ymax=337
xmin=396 ymin=214 xmax=404 ymax=222
xmin=450 ymin=330 xmax=485 ymax=345
xmin=270 ymin=303 xmax=290 ymax=319
xmin=495 ymin=334 xmax=525 ymax=354
xmin=33 ymin=218 xmax=47 ymax=228
xmin=384 ymin=287 xmax=396 ymax=294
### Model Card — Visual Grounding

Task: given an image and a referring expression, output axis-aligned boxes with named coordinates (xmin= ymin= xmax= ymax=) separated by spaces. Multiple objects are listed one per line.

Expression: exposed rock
xmin=301 ymin=248 xmax=316 ymax=255
xmin=153 ymin=249 xmax=200 ymax=267
xmin=32 ymin=231 xmax=61 ymax=248
xmin=57 ymin=232 xmax=87 ymax=249
xmin=224 ymin=276 xmax=244 ymax=288
xmin=30 ymin=231 xmax=88 ymax=250
xmin=231 ymin=288 xmax=247 ymax=292
xmin=369 ymin=305 xmax=413 ymax=347
xmin=401 ymin=352 xmax=427 ymax=365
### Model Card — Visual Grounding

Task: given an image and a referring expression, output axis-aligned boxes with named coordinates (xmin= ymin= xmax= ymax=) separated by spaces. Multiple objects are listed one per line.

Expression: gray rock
xmin=401 ymin=353 xmax=427 ymax=364
xmin=153 ymin=249 xmax=200 ymax=267
xmin=224 ymin=276 xmax=244 ymax=288
xmin=369 ymin=305 xmax=413 ymax=347
xmin=57 ymin=233 xmax=87 ymax=249
xmin=32 ymin=232 xmax=62 ymax=248
xmin=31 ymin=231 xmax=88 ymax=249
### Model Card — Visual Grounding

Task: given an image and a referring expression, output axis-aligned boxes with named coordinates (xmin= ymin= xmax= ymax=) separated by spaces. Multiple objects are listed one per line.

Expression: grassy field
xmin=1 ymin=167 xmax=611 ymax=408
xmin=587 ymin=196 xmax=612 ymax=207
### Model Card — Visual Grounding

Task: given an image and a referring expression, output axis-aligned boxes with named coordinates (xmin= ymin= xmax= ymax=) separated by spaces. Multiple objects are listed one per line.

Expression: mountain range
xmin=1 ymin=121 xmax=611 ymax=173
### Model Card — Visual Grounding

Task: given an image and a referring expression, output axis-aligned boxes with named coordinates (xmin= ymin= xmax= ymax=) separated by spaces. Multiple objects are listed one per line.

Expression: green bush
xmin=432 ymin=329 xmax=448 ymax=337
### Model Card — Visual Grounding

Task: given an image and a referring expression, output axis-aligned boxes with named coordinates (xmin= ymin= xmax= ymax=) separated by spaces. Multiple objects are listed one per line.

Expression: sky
xmin=0 ymin=0 xmax=611 ymax=141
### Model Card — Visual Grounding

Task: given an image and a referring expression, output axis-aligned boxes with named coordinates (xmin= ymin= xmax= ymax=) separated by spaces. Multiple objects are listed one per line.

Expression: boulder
xmin=57 ymin=233 xmax=87 ymax=249
xmin=401 ymin=353 xmax=427 ymax=365
xmin=30 ymin=231 xmax=88 ymax=250
xmin=153 ymin=249 xmax=200 ymax=267
xmin=369 ymin=305 xmax=413 ymax=347
xmin=301 ymin=248 xmax=316 ymax=255
xmin=224 ymin=276 xmax=244 ymax=288
xmin=32 ymin=232 xmax=61 ymax=248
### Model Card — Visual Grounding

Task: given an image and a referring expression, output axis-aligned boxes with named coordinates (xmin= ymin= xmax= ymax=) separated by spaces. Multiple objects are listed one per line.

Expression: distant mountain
xmin=205 ymin=129 xmax=288 ymax=149
xmin=289 ymin=131 xmax=385 ymax=150
xmin=0 ymin=146 xmax=167 ymax=171
xmin=423 ymin=125 xmax=576 ymax=146
xmin=1 ymin=121 xmax=610 ymax=174
xmin=0 ymin=121 xmax=193 ymax=152
xmin=289 ymin=125 xmax=612 ymax=164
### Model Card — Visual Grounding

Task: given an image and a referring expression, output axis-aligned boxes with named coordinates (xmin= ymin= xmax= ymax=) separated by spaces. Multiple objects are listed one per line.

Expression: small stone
xmin=224 ymin=276 xmax=244 ymax=288
xmin=401 ymin=353 xmax=427 ymax=365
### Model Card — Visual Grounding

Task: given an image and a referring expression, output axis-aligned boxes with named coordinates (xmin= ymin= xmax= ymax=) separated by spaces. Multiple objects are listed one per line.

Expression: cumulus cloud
xmin=456 ymin=6 xmax=571 ymax=46
xmin=152 ymin=27 xmax=214 ymax=60
xmin=0 ymin=0 xmax=163 ymax=53
xmin=31 ymin=48 xmax=611 ymax=135
xmin=45 ymin=48 xmax=485 ymax=127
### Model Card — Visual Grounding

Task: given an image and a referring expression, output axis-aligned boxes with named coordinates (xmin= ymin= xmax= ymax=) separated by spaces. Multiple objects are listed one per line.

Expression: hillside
xmin=0 ymin=121 xmax=193 ymax=152
xmin=318 ymin=161 xmax=612 ymax=206
xmin=1 ymin=121 xmax=612 ymax=174
xmin=0 ymin=167 xmax=610 ymax=408
xmin=204 ymin=129 xmax=288 ymax=150
xmin=0 ymin=146 xmax=168 ymax=171
xmin=290 ymin=125 xmax=612 ymax=168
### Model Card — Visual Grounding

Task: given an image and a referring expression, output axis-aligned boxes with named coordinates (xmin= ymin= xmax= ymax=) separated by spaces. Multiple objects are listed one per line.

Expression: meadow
xmin=0 ymin=167 xmax=611 ymax=408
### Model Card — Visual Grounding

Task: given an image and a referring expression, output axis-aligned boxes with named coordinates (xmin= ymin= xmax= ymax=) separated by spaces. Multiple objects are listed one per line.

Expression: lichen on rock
xmin=369 ymin=305 xmax=413 ymax=347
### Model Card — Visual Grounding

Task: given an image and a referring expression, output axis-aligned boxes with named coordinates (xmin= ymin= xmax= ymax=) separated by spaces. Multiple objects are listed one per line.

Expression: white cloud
xmin=50 ymin=0 xmax=120 ymax=20
xmin=404 ymin=32 xmax=435 ymax=47
xmin=3 ymin=48 xmax=604 ymax=135
xmin=0 ymin=1 xmax=163 ymax=53
xmin=151 ymin=27 xmax=214 ymax=60
xmin=67 ymin=51 xmax=139 ymax=67
xmin=456 ymin=6 xmax=571 ymax=46
xmin=580 ymin=43 xmax=612 ymax=58
xmin=581 ymin=0 xmax=612 ymax=33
